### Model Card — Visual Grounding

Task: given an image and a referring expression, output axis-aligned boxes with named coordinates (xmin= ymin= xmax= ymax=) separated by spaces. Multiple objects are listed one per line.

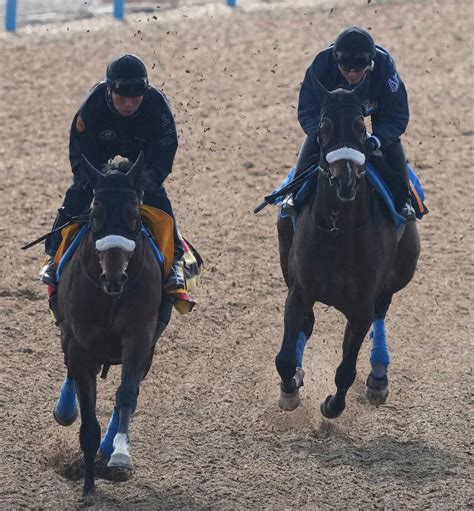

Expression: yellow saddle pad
xmin=53 ymin=206 xmax=174 ymax=277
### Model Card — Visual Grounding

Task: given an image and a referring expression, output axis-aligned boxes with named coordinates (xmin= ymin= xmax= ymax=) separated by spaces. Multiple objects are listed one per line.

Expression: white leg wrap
xmin=112 ymin=432 xmax=130 ymax=456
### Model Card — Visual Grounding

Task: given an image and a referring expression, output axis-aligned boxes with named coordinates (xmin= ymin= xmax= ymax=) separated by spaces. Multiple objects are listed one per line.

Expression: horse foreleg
xmin=69 ymin=347 xmax=100 ymax=495
xmin=53 ymin=368 xmax=78 ymax=426
xmin=277 ymin=214 xmax=294 ymax=287
xmin=366 ymin=294 xmax=393 ymax=405
xmin=321 ymin=317 xmax=372 ymax=419
xmin=108 ymin=347 xmax=149 ymax=470
xmin=276 ymin=289 xmax=315 ymax=411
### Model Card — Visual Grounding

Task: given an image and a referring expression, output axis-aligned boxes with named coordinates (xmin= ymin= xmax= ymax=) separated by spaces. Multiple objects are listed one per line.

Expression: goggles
xmin=335 ymin=51 xmax=373 ymax=72
xmin=108 ymin=77 xmax=148 ymax=97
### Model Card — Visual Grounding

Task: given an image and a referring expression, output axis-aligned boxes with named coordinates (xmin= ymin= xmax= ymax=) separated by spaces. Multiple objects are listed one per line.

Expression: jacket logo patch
xmin=388 ymin=73 xmax=400 ymax=93
xmin=98 ymin=130 xmax=116 ymax=141
xmin=76 ymin=115 xmax=86 ymax=133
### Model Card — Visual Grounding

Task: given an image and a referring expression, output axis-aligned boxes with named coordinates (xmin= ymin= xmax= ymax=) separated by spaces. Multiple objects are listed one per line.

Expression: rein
xmin=314 ymin=165 xmax=374 ymax=236
xmin=21 ymin=214 xmax=91 ymax=250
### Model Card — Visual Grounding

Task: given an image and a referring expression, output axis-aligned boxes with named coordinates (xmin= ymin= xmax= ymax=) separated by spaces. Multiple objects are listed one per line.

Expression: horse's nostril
xmin=120 ymin=273 xmax=128 ymax=284
xmin=100 ymin=273 xmax=107 ymax=283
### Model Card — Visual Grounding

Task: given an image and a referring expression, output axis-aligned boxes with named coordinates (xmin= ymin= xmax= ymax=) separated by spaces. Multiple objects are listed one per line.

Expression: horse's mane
xmin=101 ymin=160 xmax=134 ymax=176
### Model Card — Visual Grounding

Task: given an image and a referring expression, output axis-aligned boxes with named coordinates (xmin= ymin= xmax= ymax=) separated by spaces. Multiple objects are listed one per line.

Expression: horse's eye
xmin=319 ymin=118 xmax=333 ymax=147
xmin=91 ymin=204 xmax=105 ymax=230
xmin=352 ymin=116 xmax=366 ymax=144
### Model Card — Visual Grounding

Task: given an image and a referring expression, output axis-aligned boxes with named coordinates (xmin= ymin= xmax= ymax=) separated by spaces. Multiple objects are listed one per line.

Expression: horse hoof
xmin=278 ymin=388 xmax=301 ymax=411
xmin=366 ymin=373 xmax=389 ymax=406
xmin=366 ymin=386 xmax=389 ymax=406
xmin=320 ymin=395 xmax=344 ymax=419
xmin=108 ymin=452 xmax=133 ymax=470
xmin=53 ymin=406 xmax=78 ymax=427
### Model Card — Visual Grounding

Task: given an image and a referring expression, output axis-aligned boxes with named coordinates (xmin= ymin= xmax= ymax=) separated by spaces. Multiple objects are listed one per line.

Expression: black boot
xmin=39 ymin=184 xmax=92 ymax=286
xmin=281 ymin=194 xmax=297 ymax=217
xmin=398 ymin=201 xmax=416 ymax=221
xmin=39 ymin=207 xmax=69 ymax=286
xmin=281 ymin=135 xmax=320 ymax=217
xmin=39 ymin=256 xmax=58 ymax=286
xmin=164 ymin=257 xmax=185 ymax=290
xmin=382 ymin=140 xmax=414 ymax=221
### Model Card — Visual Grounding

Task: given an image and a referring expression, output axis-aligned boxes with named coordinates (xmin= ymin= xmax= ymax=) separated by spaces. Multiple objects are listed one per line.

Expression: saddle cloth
xmin=52 ymin=205 xmax=203 ymax=314
xmin=275 ymin=162 xmax=428 ymax=226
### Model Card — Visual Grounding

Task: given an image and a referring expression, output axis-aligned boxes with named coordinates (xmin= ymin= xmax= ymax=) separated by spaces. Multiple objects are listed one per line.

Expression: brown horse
xmin=276 ymin=78 xmax=420 ymax=418
xmin=53 ymin=152 xmax=172 ymax=494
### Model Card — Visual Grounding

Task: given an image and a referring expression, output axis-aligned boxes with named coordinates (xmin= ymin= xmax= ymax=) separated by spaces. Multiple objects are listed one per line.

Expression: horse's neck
xmin=312 ymin=174 xmax=372 ymax=226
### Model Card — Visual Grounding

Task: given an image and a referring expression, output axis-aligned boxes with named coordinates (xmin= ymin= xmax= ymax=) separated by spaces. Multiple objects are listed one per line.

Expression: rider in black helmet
xmin=40 ymin=54 xmax=185 ymax=289
xmin=284 ymin=26 xmax=414 ymax=219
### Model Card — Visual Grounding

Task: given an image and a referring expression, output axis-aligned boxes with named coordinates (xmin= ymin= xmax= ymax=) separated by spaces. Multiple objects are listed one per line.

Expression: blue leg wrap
xmin=370 ymin=319 xmax=390 ymax=367
xmin=55 ymin=377 xmax=78 ymax=422
xmin=99 ymin=407 xmax=119 ymax=458
xmin=295 ymin=330 xmax=308 ymax=368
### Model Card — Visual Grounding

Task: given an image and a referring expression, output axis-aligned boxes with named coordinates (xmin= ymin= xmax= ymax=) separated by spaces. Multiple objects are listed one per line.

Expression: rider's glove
xmin=364 ymin=135 xmax=381 ymax=155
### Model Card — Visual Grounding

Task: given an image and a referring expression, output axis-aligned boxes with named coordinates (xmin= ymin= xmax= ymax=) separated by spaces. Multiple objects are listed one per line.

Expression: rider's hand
xmin=364 ymin=135 xmax=381 ymax=154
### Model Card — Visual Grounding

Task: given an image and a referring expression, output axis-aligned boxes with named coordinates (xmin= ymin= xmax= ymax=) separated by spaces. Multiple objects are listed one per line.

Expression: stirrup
xmin=39 ymin=257 xmax=57 ymax=287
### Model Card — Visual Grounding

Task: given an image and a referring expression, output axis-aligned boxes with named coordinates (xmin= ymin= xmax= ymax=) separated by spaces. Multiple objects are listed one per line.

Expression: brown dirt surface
xmin=1 ymin=0 xmax=473 ymax=509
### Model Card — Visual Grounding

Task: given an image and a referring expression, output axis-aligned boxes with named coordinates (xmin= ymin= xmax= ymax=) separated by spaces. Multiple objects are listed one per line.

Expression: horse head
xmin=315 ymin=77 xmax=368 ymax=201
xmin=81 ymin=152 xmax=144 ymax=296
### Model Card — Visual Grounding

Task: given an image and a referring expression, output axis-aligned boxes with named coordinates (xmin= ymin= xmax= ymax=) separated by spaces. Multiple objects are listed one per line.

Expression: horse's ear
xmin=125 ymin=151 xmax=144 ymax=189
xmin=352 ymin=75 xmax=369 ymax=102
xmin=81 ymin=154 xmax=103 ymax=189
xmin=313 ymin=77 xmax=330 ymax=105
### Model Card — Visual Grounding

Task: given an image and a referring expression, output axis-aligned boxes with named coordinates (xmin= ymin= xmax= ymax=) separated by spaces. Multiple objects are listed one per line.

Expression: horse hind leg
xmin=321 ymin=318 xmax=371 ymax=419
xmin=366 ymin=294 xmax=392 ymax=406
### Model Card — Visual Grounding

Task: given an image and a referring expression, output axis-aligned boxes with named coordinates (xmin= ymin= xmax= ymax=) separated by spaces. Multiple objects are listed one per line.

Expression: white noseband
xmin=95 ymin=235 xmax=136 ymax=253
xmin=326 ymin=147 xmax=366 ymax=165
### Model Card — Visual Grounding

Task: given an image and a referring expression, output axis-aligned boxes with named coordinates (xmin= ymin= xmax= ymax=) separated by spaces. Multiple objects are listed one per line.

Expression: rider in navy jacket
xmin=287 ymin=27 xmax=413 ymax=219
xmin=40 ymin=54 xmax=185 ymax=288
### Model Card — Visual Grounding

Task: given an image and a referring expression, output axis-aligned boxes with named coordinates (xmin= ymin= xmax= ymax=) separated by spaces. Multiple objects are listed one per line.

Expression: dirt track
xmin=1 ymin=0 xmax=473 ymax=509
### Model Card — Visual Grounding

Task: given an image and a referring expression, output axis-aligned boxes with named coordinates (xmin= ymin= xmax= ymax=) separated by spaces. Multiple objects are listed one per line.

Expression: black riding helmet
xmin=333 ymin=27 xmax=376 ymax=71
xmin=106 ymin=54 xmax=149 ymax=97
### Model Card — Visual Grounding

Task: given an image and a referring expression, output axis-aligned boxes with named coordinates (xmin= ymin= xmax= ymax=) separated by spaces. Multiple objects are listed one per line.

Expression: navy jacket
xmin=298 ymin=45 xmax=409 ymax=148
xmin=69 ymin=82 xmax=178 ymax=189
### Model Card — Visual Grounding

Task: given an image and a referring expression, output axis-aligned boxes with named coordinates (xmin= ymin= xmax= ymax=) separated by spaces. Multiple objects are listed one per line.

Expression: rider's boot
xmin=39 ymin=256 xmax=58 ymax=287
xmin=165 ymin=254 xmax=186 ymax=290
xmin=384 ymin=140 xmax=415 ymax=221
xmin=281 ymin=193 xmax=298 ymax=217
xmin=281 ymin=135 xmax=320 ymax=218
xmin=397 ymin=200 xmax=416 ymax=221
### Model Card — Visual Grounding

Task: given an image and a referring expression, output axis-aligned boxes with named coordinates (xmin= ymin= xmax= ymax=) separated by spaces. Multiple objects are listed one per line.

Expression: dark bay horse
xmin=53 ymin=152 xmax=171 ymax=494
xmin=276 ymin=79 xmax=420 ymax=418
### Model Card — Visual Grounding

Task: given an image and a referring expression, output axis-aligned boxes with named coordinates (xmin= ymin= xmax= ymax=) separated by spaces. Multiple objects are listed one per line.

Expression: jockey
xmin=284 ymin=26 xmax=415 ymax=220
xmin=39 ymin=53 xmax=185 ymax=289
